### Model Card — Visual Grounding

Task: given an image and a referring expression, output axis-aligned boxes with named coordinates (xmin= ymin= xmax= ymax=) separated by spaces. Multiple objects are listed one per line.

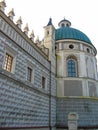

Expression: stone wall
xmin=0 ymin=32 xmax=50 ymax=90
xmin=0 ymin=12 xmax=56 ymax=128
xmin=0 ymin=73 xmax=49 ymax=127
xmin=57 ymin=97 xmax=98 ymax=128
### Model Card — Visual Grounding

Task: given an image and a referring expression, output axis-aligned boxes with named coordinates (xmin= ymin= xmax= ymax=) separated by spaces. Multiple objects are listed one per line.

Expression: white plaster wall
xmin=79 ymin=53 xmax=87 ymax=77
xmin=56 ymin=41 xmax=98 ymax=97
xmin=57 ymin=52 xmax=63 ymax=77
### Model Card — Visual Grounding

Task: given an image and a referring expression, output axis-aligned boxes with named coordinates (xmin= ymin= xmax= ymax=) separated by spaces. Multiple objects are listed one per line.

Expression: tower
xmin=44 ymin=18 xmax=56 ymax=74
xmin=55 ymin=18 xmax=98 ymax=129
xmin=43 ymin=18 xmax=57 ymax=128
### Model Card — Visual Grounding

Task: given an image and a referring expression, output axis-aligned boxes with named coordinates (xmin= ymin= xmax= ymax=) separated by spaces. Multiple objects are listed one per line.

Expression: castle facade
xmin=0 ymin=1 xmax=98 ymax=130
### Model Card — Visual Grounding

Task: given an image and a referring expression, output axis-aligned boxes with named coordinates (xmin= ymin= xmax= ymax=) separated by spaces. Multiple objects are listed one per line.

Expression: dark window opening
xmin=42 ymin=76 xmax=46 ymax=89
xmin=66 ymin=23 xmax=69 ymax=27
xmin=69 ymin=44 xmax=74 ymax=49
xmin=27 ymin=67 xmax=32 ymax=82
xmin=61 ymin=23 xmax=65 ymax=27
xmin=87 ymin=48 xmax=90 ymax=53
xmin=47 ymin=30 xmax=49 ymax=35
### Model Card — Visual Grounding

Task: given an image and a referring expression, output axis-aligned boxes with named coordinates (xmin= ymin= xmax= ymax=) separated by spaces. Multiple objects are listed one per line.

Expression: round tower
xmin=56 ymin=18 xmax=98 ymax=130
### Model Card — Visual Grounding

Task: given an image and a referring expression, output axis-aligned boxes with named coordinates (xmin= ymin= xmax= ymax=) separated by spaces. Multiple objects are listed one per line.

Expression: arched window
xmin=67 ymin=56 xmax=77 ymax=77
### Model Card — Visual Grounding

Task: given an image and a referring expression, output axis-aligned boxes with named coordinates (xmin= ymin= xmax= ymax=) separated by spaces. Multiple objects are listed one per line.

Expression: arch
xmin=67 ymin=55 xmax=77 ymax=77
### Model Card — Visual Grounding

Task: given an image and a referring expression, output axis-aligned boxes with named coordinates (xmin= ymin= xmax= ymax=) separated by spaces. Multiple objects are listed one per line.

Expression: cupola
xmin=55 ymin=18 xmax=92 ymax=44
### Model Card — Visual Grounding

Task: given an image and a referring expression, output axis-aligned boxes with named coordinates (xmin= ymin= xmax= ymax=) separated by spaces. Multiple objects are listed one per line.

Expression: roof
xmin=58 ymin=18 xmax=71 ymax=27
xmin=55 ymin=26 xmax=92 ymax=44
xmin=47 ymin=18 xmax=53 ymax=26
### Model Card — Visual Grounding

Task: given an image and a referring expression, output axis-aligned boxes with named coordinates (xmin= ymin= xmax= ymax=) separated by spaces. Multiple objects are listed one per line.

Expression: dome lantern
xmin=58 ymin=18 xmax=71 ymax=28
xmin=56 ymin=19 xmax=92 ymax=44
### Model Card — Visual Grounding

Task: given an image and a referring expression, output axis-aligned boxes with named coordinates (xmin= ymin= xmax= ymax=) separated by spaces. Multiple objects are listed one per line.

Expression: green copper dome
xmin=55 ymin=19 xmax=92 ymax=44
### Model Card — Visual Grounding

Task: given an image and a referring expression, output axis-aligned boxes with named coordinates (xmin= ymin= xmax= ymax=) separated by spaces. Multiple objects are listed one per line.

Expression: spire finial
xmin=35 ymin=35 xmax=40 ymax=44
xmin=29 ymin=30 xmax=35 ymax=42
xmin=47 ymin=17 xmax=52 ymax=26
xmin=16 ymin=16 xmax=22 ymax=28
xmin=8 ymin=8 xmax=15 ymax=20
xmin=23 ymin=23 xmax=29 ymax=35
xmin=0 ymin=0 xmax=6 ymax=12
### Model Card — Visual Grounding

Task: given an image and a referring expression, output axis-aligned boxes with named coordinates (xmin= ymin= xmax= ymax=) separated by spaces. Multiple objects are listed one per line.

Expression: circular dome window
xmin=87 ymin=48 xmax=90 ymax=53
xmin=69 ymin=44 xmax=74 ymax=49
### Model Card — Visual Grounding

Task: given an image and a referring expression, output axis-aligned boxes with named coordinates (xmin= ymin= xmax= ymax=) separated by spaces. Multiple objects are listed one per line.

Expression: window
xmin=47 ymin=30 xmax=49 ymax=35
xmin=4 ymin=53 xmax=13 ymax=72
xmin=27 ymin=67 xmax=32 ymax=82
xmin=87 ymin=48 xmax=90 ymax=53
xmin=69 ymin=44 xmax=74 ymax=49
xmin=67 ymin=57 xmax=77 ymax=77
xmin=42 ymin=76 xmax=46 ymax=89
xmin=3 ymin=46 xmax=17 ymax=73
xmin=26 ymin=62 xmax=35 ymax=83
xmin=66 ymin=23 xmax=69 ymax=27
xmin=61 ymin=23 xmax=65 ymax=27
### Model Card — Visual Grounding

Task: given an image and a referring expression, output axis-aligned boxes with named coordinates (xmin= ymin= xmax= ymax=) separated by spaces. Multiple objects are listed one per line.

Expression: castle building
xmin=0 ymin=1 xmax=98 ymax=130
